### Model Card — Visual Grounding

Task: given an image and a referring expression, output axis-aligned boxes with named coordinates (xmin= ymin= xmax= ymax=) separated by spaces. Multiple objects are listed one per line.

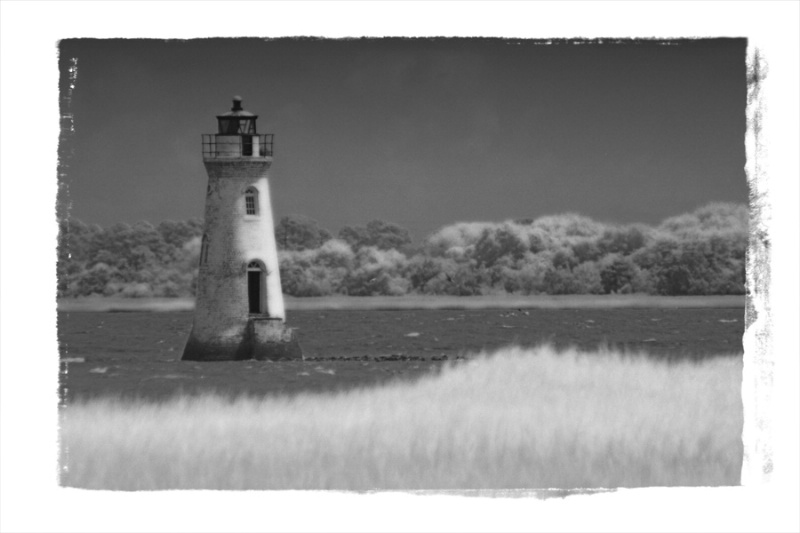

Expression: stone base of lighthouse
xmin=182 ymin=318 xmax=302 ymax=362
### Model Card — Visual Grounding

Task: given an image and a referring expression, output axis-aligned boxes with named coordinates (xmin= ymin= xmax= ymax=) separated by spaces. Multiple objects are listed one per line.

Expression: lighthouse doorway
xmin=247 ymin=261 xmax=265 ymax=314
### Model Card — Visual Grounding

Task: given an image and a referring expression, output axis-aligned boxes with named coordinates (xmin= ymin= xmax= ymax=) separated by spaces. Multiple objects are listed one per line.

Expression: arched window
xmin=245 ymin=188 xmax=259 ymax=216
xmin=200 ymin=235 xmax=209 ymax=265
xmin=247 ymin=261 xmax=267 ymax=315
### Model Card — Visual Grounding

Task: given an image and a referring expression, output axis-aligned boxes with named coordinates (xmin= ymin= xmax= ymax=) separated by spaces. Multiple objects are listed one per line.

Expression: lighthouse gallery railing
xmin=202 ymin=134 xmax=274 ymax=159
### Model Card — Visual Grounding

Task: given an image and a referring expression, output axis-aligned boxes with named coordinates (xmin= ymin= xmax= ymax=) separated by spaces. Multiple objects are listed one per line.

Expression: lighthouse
xmin=182 ymin=97 xmax=301 ymax=361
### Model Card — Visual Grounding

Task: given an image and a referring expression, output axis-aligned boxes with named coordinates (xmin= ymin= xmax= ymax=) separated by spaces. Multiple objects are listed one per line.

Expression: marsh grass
xmin=60 ymin=346 xmax=742 ymax=490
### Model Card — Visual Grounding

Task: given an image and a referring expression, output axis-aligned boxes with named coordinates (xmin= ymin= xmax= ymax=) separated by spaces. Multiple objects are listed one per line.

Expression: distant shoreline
xmin=57 ymin=294 xmax=746 ymax=312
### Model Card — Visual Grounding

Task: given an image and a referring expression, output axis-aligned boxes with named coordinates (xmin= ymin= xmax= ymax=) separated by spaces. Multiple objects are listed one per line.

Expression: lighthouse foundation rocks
xmin=182 ymin=318 xmax=302 ymax=362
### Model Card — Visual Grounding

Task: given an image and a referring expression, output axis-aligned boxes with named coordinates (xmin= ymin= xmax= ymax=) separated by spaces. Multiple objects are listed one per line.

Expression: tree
xmin=541 ymin=268 xmax=580 ymax=295
xmin=157 ymin=219 xmax=203 ymax=251
xmin=365 ymin=220 xmax=412 ymax=251
xmin=58 ymin=217 xmax=205 ymax=298
xmin=338 ymin=225 xmax=371 ymax=250
xmin=637 ymin=240 xmax=697 ymax=295
xmin=338 ymin=219 xmax=412 ymax=251
xmin=571 ymin=239 xmax=602 ymax=264
xmin=473 ymin=226 xmax=526 ymax=268
xmin=442 ymin=262 xmax=485 ymax=296
xmin=128 ymin=245 xmax=157 ymax=271
xmin=56 ymin=204 xmax=750 ymax=299
xmin=340 ymin=247 xmax=410 ymax=296
xmin=275 ymin=215 xmax=332 ymax=250
xmin=406 ymin=256 xmax=445 ymax=292
xmin=551 ymin=248 xmax=578 ymax=270
xmin=597 ymin=225 xmax=648 ymax=256
xmin=660 ymin=202 xmax=748 ymax=237
xmin=600 ymin=256 xmax=637 ymax=294
xmin=76 ymin=263 xmax=118 ymax=296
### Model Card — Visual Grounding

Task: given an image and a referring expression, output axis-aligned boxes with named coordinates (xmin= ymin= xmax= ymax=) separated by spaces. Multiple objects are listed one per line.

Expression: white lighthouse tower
xmin=182 ymin=96 xmax=301 ymax=361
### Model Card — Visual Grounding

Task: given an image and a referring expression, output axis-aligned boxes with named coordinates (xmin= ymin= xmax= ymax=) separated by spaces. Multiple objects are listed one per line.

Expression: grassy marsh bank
xmin=57 ymin=294 xmax=745 ymax=313
xmin=60 ymin=345 xmax=743 ymax=490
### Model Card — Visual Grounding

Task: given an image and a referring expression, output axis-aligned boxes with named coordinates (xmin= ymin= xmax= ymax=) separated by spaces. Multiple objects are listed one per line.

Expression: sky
xmin=58 ymin=37 xmax=748 ymax=241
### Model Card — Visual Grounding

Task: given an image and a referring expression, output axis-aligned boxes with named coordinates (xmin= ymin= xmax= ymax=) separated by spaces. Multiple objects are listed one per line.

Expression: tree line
xmin=58 ymin=202 xmax=748 ymax=298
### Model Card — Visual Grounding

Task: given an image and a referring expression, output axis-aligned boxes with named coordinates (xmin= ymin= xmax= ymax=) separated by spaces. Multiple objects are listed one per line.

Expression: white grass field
xmin=59 ymin=345 xmax=743 ymax=490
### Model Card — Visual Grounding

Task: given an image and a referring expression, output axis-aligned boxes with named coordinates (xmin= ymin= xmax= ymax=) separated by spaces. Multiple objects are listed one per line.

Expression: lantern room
xmin=202 ymin=96 xmax=274 ymax=159
xmin=217 ymin=96 xmax=257 ymax=135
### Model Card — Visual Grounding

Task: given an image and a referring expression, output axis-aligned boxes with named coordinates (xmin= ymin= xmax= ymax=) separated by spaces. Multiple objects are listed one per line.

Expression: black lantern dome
xmin=217 ymin=96 xmax=258 ymax=135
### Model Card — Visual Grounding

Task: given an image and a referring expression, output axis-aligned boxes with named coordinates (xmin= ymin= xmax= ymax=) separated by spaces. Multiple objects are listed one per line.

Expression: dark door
xmin=248 ymin=270 xmax=260 ymax=313
xmin=242 ymin=135 xmax=253 ymax=156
